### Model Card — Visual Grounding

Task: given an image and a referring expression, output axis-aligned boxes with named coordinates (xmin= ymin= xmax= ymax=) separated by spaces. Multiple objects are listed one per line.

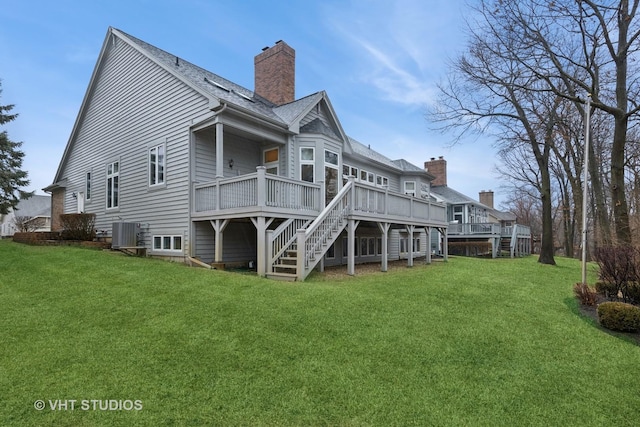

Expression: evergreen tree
xmin=0 ymin=82 xmax=32 ymax=215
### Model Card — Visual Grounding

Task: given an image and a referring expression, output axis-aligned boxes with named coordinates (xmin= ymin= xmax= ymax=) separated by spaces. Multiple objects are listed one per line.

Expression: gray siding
xmin=59 ymin=34 xmax=209 ymax=256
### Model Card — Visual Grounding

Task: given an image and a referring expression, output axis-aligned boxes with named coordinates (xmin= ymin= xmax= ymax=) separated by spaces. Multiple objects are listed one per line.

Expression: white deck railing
xmin=448 ymin=222 xmax=531 ymax=237
xmin=351 ymin=183 xmax=447 ymax=222
xmin=194 ymin=167 xmax=323 ymax=213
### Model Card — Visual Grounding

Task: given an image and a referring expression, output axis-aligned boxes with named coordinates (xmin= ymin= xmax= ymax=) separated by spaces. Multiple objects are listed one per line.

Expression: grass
xmin=1 ymin=239 xmax=639 ymax=426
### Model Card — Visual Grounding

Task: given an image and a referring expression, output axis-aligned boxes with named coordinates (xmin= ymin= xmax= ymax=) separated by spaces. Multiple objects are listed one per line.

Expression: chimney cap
xmin=430 ymin=157 xmax=435 ymax=161
xmin=275 ymin=40 xmax=283 ymax=44
xmin=261 ymin=46 xmax=269 ymax=51
xmin=439 ymin=156 xmax=444 ymax=160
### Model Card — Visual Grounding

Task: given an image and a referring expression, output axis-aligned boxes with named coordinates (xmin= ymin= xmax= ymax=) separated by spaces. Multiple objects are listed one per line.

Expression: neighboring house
xmin=0 ymin=195 xmax=52 ymax=237
xmin=425 ymin=157 xmax=532 ymax=258
xmin=44 ymin=27 xmax=449 ymax=280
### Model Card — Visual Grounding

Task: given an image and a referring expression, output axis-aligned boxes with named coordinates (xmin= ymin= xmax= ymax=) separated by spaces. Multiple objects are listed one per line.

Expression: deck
xmin=192 ymin=168 xmax=448 ymax=226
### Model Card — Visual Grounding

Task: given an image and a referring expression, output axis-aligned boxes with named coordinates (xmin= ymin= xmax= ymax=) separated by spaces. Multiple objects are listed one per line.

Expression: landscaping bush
xmin=624 ymin=283 xmax=640 ymax=305
xmin=595 ymin=281 xmax=619 ymax=300
xmin=593 ymin=245 xmax=640 ymax=303
xmin=574 ymin=282 xmax=598 ymax=306
xmin=597 ymin=301 xmax=640 ymax=332
xmin=60 ymin=213 xmax=96 ymax=241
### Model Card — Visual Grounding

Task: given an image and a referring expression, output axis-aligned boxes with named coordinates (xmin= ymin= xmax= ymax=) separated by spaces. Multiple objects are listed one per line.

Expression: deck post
xmin=256 ymin=167 xmax=267 ymax=207
xmin=377 ymin=222 xmax=390 ymax=272
xmin=347 ymin=219 xmax=356 ymax=275
xmin=210 ymin=219 xmax=229 ymax=263
xmin=215 ymin=122 xmax=224 ymax=178
xmin=296 ymin=229 xmax=305 ymax=281
xmin=425 ymin=227 xmax=432 ymax=264
xmin=406 ymin=225 xmax=415 ymax=267
xmin=443 ymin=227 xmax=448 ymax=261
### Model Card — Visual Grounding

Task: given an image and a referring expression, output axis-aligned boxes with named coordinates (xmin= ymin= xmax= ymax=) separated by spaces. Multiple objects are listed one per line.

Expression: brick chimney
xmin=254 ymin=40 xmax=295 ymax=105
xmin=479 ymin=190 xmax=494 ymax=209
xmin=424 ymin=156 xmax=447 ymax=186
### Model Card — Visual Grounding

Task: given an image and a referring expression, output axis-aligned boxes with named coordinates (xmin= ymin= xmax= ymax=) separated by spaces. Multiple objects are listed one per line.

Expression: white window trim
xmin=300 ymin=147 xmax=315 ymax=182
xmin=149 ymin=142 xmax=166 ymax=187
xmin=404 ymin=181 xmax=416 ymax=197
xmin=152 ymin=235 xmax=183 ymax=253
xmin=263 ymin=147 xmax=279 ymax=175
xmin=106 ymin=160 xmax=120 ymax=210
xmin=85 ymin=170 xmax=92 ymax=201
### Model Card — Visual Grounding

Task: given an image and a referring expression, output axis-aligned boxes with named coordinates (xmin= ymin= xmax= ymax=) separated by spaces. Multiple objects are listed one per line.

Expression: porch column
xmin=347 ymin=219 xmax=359 ymax=276
xmin=425 ymin=227 xmax=432 ymax=264
xmin=215 ymin=122 xmax=224 ymax=178
xmin=210 ymin=219 xmax=229 ymax=263
xmin=377 ymin=222 xmax=390 ymax=272
xmin=251 ymin=216 xmax=274 ymax=277
xmin=443 ymin=227 xmax=448 ymax=261
xmin=406 ymin=225 xmax=415 ymax=267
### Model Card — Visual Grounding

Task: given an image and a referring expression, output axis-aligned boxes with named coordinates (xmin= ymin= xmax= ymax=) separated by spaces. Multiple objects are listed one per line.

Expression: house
xmin=44 ymin=27 xmax=449 ymax=280
xmin=0 ymin=195 xmax=51 ymax=237
xmin=425 ymin=157 xmax=532 ymax=258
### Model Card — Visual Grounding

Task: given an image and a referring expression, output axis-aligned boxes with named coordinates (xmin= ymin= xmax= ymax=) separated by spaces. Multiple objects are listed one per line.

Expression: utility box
xmin=112 ymin=222 xmax=140 ymax=249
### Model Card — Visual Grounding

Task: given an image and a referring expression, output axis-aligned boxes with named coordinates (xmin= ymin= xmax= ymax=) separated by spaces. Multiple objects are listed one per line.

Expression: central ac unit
xmin=112 ymin=222 xmax=140 ymax=249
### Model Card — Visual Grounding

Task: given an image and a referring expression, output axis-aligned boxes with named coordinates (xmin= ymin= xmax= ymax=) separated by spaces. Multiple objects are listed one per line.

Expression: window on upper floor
xmin=264 ymin=147 xmax=279 ymax=175
xmin=149 ymin=144 xmax=165 ymax=187
xmin=300 ymin=147 xmax=314 ymax=182
xmin=404 ymin=181 xmax=416 ymax=197
xmin=85 ymin=171 xmax=92 ymax=200
xmin=106 ymin=161 xmax=119 ymax=209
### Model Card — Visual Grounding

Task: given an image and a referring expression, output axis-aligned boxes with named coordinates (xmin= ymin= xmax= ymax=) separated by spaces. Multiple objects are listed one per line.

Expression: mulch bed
xmin=577 ymin=295 xmax=640 ymax=346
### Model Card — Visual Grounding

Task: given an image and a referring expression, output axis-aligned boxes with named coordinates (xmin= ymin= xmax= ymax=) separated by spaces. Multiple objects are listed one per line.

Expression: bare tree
xmin=12 ymin=215 xmax=45 ymax=232
xmin=486 ymin=0 xmax=640 ymax=244
xmin=430 ymin=2 xmax=561 ymax=264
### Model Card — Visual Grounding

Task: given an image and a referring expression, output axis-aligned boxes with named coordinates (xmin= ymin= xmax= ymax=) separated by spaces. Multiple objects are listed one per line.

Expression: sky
xmin=0 ymin=0 xmax=506 ymax=207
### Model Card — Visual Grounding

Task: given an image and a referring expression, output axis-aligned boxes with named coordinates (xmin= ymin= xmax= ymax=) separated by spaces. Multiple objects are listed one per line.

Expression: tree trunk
xmin=539 ymin=159 xmax=556 ymax=265
xmin=611 ymin=114 xmax=632 ymax=244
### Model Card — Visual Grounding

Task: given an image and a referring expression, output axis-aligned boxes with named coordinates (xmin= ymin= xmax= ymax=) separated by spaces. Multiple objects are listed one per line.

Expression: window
xmin=376 ymin=175 xmax=388 ymax=187
xmin=153 ymin=235 xmax=183 ymax=252
xmin=343 ymin=165 xmax=359 ymax=185
xmin=106 ymin=161 xmax=119 ymax=209
xmin=264 ymin=148 xmax=279 ymax=175
xmin=324 ymin=149 xmax=339 ymax=204
xmin=324 ymin=149 xmax=338 ymax=166
xmin=404 ymin=181 xmax=416 ymax=197
xmin=85 ymin=172 xmax=92 ymax=200
xmin=453 ymin=205 xmax=463 ymax=223
xmin=300 ymin=148 xmax=314 ymax=182
xmin=149 ymin=144 xmax=165 ymax=186
xmin=326 ymin=243 xmax=335 ymax=259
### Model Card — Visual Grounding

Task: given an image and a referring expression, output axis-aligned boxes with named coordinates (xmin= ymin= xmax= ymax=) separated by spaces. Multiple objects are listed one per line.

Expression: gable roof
xmin=12 ymin=195 xmax=51 ymax=217
xmin=431 ymin=185 xmax=516 ymax=221
xmin=46 ymin=27 xmax=428 ymax=188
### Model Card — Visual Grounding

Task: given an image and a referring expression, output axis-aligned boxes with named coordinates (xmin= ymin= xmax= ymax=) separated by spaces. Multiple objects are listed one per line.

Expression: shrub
xmin=60 ymin=213 xmax=96 ymax=241
xmin=574 ymin=283 xmax=598 ymax=306
xmin=593 ymin=246 xmax=640 ymax=303
xmin=597 ymin=302 xmax=640 ymax=332
xmin=595 ymin=281 xmax=619 ymax=300
xmin=624 ymin=283 xmax=640 ymax=305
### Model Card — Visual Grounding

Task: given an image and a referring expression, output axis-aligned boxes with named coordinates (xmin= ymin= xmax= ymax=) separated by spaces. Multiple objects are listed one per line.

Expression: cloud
xmin=322 ymin=0 xmax=463 ymax=107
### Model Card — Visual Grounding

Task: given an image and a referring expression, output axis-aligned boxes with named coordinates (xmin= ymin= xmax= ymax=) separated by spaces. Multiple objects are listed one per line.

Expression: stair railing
xmin=266 ymin=218 xmax=311 ymax=273
xmin=296 ymin=179 xmax=354 ymax=280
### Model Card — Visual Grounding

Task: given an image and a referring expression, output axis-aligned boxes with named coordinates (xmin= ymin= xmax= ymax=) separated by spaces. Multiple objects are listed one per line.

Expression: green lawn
xmin=1 ymin=239 xmax=638 ymax=426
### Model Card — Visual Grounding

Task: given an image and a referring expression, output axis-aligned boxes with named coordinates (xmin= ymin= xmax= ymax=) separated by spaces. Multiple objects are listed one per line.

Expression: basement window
xmin=153 ymin=235 xmax=183 ymax=252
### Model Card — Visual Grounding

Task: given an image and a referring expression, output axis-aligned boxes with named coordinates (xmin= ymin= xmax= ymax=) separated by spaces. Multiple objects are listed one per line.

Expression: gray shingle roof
xmin=348 ymin=137 xmax=422 ymax=172
xmin=116 ymin=28 xmax=428 ymax=176
xmin=431 ymin=185 xmax=516 ymax=220
xmin=13 ymin=195 xmax=51 ymax=217
xmin=116 ymin=28 xmax=286 ymax=125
